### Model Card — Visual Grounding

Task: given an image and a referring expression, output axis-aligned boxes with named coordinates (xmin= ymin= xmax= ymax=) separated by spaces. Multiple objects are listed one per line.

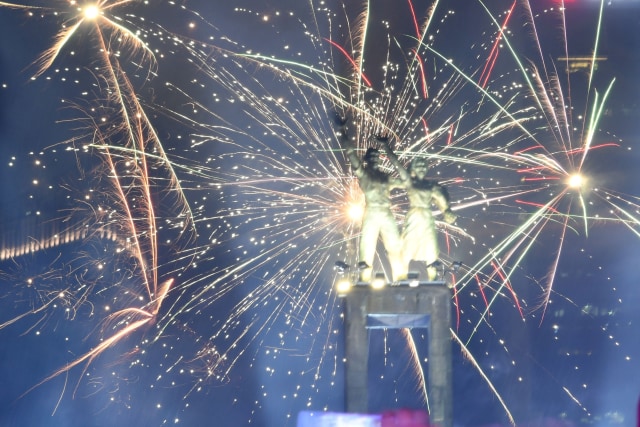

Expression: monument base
xmin=342 ymin=282 xmax=452 ymax=427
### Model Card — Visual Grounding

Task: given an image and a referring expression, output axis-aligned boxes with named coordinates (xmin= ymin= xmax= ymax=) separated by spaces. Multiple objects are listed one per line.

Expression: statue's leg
xmin=404 ymin=209 xmax=441 ymax=281
xmin=401 ymin=209 xmax=418 ymax=277
xmin=359 ymin=210 xmax=378 ymax=282
xmin=422 ymin=215 xmax=440 ymax=281
xmin=379 ymin=211 xmax=404 ymax=282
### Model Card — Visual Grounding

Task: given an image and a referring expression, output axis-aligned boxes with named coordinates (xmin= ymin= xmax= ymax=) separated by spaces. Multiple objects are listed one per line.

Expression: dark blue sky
xmin=1 ymin=1 xmax=640 ymax=427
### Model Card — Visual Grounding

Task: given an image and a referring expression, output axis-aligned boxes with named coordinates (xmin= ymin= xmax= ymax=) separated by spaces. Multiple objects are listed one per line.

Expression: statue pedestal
xmin=342 ymin=282 xmax=452 ymax=427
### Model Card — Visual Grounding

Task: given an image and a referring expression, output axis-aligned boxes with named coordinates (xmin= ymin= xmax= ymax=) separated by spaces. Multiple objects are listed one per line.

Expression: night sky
xmin=1 ymin=1 xmax=640 ymax=427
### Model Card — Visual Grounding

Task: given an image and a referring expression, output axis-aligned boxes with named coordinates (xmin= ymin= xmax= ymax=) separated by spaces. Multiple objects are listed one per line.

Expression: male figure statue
xmin=335 ymin=118 xmax=403 ymax=282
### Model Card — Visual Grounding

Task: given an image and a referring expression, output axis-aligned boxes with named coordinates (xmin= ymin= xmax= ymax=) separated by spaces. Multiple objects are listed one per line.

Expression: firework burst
xmin=0 ymin=0 xmax=638 ymax=426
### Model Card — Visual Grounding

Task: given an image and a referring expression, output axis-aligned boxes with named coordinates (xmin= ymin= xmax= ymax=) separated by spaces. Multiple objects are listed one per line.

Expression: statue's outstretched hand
xmin=443 ymin=209 xmax=457 ymax=225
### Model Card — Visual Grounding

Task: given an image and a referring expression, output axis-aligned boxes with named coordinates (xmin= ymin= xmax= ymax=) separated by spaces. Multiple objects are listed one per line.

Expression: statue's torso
xmin=358 ymin=168 xmax=393 ymax=207
xmin=407 ymin=179 xmax=437 ymax=209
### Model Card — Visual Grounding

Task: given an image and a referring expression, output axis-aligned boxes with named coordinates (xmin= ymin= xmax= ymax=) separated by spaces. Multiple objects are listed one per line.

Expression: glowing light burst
xmin=1 ymin=0 xmax=195 ymax=409
xmin=83 ymin=4 xmax=100 ymax=20
xmin=454 ymin=1 xmax=633 ymax=326
xmin=0 ymin=1 xmax=157 ymax=79
xmin=0 ymin=0 xmax=638 ymax=426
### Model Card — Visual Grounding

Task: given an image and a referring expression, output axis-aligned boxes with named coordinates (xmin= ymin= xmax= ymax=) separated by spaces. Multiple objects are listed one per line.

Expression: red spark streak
xmin=407 ymin=0 xmax=421 ymax=39
xmin=565 ymin=142 xmax=620 ymax=155
xmin=479 ymin=1 xmax=516 ymax=89
xmin=516 ymin=199 xmax=560 ymax=214
xmin=324 ymin=38 xmax=372 ymax=87
xmin=491 ymin=261 xmax=523 ymax=318
xmin=475 ymin=274 xmax=490 ymax=314
xmin=514 ymin=144 xmax=545 ymax=155
xmin=412 ymin=49 xmax=428 ymax=98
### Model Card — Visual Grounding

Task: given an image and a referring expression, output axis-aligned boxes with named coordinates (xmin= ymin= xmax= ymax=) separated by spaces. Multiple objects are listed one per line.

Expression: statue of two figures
xmin=335 ymin=117 xmax=457 ymax=283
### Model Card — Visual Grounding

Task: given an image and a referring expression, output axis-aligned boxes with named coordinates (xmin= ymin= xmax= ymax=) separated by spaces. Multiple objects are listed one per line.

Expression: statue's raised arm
xmin=375 ymin=135 xmax=410 ymax=183
xmin=334 ymin=116 xmax=362 ymax=173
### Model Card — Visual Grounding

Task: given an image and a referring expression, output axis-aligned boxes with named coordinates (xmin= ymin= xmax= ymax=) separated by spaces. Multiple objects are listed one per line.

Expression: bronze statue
xmin=335 ymin=118 xmax=404 ymax=282
xmin=378 ymin=136 xmax=457 ymax=281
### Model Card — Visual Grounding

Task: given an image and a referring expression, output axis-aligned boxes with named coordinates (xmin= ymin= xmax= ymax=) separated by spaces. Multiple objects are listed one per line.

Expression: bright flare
xmin=83 ymin=5 xmax=100 ymax=19
xmin=347 ymin=202 xmax=364 ymax=222
xmin=371 ymin=275 xmax=386 ymax=289
xmin=568 ymin=173 xmax=584 ymax=189
xmin=336 ymin=278 xmax=352 ymax=295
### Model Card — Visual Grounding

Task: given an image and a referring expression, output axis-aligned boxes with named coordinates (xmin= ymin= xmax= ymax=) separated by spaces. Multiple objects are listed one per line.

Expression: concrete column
xmin=343 ymin=283 xmax=452 ymax=427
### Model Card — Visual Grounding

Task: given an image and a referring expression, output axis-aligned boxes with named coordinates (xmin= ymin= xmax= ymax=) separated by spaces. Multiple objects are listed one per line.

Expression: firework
xmin=0 ymin=0 xmax=638 ymax=426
